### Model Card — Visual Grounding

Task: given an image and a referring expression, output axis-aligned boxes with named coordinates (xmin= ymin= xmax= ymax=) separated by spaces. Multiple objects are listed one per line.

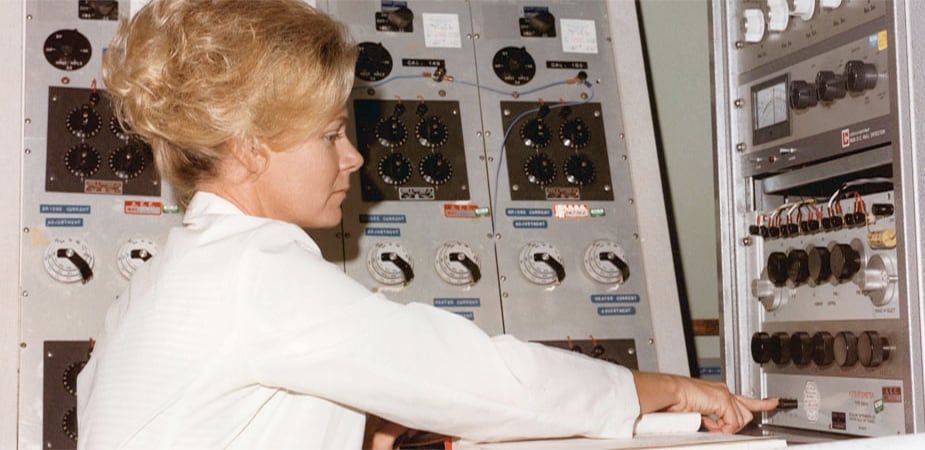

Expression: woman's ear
xmin=228 ymin=136 xmax=269 ymax=176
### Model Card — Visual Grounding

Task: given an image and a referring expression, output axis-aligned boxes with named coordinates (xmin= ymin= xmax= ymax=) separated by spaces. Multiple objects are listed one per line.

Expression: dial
xmin=766 ymin=251 xmax=788 ymax=286
xmin=751 ymin=332 xmax=772 ymax=364
xmin=492 ymin=46 xmax=536 ymax=86
xmin=560 ymin=118 xmax=591 ymax=148
xmin=64 ymin=143 xmax=101 ymax=178
xmin=375 ymin=116 xmax=407 ymax=148
xmin=808 ymin=246 xmax=831 ymax=284
xmin=378 ymin=153 xmax=412 ymax=185
xmin=789 ymin=332 xmax=813 ymax=366
xmin=419 ymin=153 xmax=452 ymax=185
xmin=833 ymin=331 xmax=858 ymax=367
xmin=117 ymin=237 xmax=158 ymax=279
xmin=564 ymin=154 xmax=595 ymax=186
xmin=520 ymin=118 xmax=551 ymax=148
xmin=43 ymin=237 xmax=95 ymax=284
xmin=43 ymin=29 xmax=92 ymax=71
xmin=769 ymin=332 xmax=791 ymax=365
xmin=584 ymin=240 xmax=629 ymax=285
xmin=367 ymin=242 xmax=414 ymax=286
xmin=356 ymin=42 xmax=393 ymax=82
xmin=519 ymin=241 xmax=565 ymax=286
xmin=524 ymin=153 xmax=556 ymax=185
xmin=435 ymin=241 xmax=481 ymax=286
xmin=812 ymin=331 xmax=835 ymax=366
xmin=830 ymin=243 xmax=861 ymax=282
xmin=110 ymin=116 xmax=132 ymax=140
xmin=415 ymin=116 xmax=448 ymax=148
xmin=65 ymin=105 xmax=101 ymax=139
xmin=109 ymin=143 xmax=149 ymax=180
xmin=858 ymin=331 xmax=891 ymax=368
xmin=786 ymin=249 xmax=810 ymax=284
xmin=62 ymin=360 xmax=86 ymax=396
xmin=63 ymin=407 xmax=79 ymax=441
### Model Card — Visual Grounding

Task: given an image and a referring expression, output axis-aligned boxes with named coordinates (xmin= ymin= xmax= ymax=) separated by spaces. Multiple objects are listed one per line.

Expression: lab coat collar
xmin=183 ymin=191 xmax=248 ymax=225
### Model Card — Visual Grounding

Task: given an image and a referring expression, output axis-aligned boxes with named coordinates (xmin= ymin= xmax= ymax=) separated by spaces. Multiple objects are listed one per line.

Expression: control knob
xmin=844 ymin=60 xmax=878 ymax=92
xmin=766 ymin=251 xmax=789 ymax=286
xmin=829 ymin=243 xmax=861 ymax=282
xmin=584 ymin=240 xmax=629 ymax=285
xmin=812 ymin=331 xmax=835 ymax=366
xmin=790 ymin=332 xmax=813 ymax=366
xmin=789 ymin=80 xmax=818 ymax=109
xmin=769 ymin=332 xmax=791 ymax=365
xmin=859 ymin=254 xmax=898 ymax=306
xmin=786 ymin=249 xmax=810 ymax=285
xmin=367 ymin=242 xmax=414 ymax=286
xmin=520 ymin=241 xmax=565 ymax=286
xmin=751 ymin=332 xmax=772 ymax=364
xmin=816 ymin=70 xmax=847 ymax=102
xmin=807 ymin=246 xmax=832 ymax=285
xmin=858 ymin=331 xmax=892 ymax=368
xmin=435 ymin=242 xmax=481 ymax=286
xmin=833 ymin=331 xmax=859 ymax=367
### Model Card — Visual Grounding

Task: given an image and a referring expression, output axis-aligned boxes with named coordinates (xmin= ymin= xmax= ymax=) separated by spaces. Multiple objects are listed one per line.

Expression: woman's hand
xmin=632 ymin=371 xmax=779 ymax=434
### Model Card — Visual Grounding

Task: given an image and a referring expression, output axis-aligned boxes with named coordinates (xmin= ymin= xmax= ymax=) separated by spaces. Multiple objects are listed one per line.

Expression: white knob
xmin=767 ymin=0 xmax=790 ymax=32
xmin=820 ymin=0 xmax=843 ymax=9
xmin=752 ymin=278 xmax=775 ymax=298
xmin=792 ymin=0 xmax=815 ymax=21
xmin=744 ymin=9 xmax=766 ymax=43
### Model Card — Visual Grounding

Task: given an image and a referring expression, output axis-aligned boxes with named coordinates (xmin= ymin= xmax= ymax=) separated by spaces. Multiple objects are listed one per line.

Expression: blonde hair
xmin=103 ymin=0 xmax=357 ymax=207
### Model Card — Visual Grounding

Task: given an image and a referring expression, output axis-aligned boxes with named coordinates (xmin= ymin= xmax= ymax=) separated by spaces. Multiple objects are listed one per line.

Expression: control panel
xmin=712 ymin=0 xmax=924 ymax=438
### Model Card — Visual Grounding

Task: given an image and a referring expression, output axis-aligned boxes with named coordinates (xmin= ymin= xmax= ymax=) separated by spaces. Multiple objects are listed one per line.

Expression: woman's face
xmin=256 ymin=110 xmax=363 ymax=228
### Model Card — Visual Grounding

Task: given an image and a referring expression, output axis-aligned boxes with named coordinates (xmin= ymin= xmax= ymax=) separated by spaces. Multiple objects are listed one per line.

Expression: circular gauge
xmin=64 ymin=143 xmax=101 ymax=177
xmin=420 ymin=152 xmax=452 ymax=185
xmin=560 ymin=118 xmax=591 ymax=148
xmin=65 ymin=105 xmax=101 ymax=139
xmin=375 ymin=116 xmax=407 ymax=148
xmin=564 ymin=154 xmax=595 ymax=185
xmin=415 ymin=116 xmax=448 ymax=148
xmin=109 ymin=142 xmax=149 ymax=180
xmin=524 ymin=153 xmax=556 ymax=185
xmin=44 ymin=29 xmax=92 ymax=71
xmin=378 ymin=153 xmax=412 ymax=185
xmin=520 ymin=118 xmax=551 ymax=148
xmin=492 ymin=46 xmax=536 ymax=86
xmin=62 ymin=361 xmax=86 ymax=396
xmin=356 ymin=42 xmax=393 ymax=82
xmin=110 ymin=116 xmax=133 ymax=140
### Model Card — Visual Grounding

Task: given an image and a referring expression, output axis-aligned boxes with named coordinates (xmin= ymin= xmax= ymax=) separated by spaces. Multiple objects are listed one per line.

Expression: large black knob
xmin=844 ymin=60 xmax=878 ymax=92
xmin=767 ymin=252 xmax=789 ymax=287
xmin=787 ymin=250 xmax=810 ymax=285
xmin=813 ymin=331 xmax=835 ymax=366
xmin=834 ymin=331 xmax=859 ymax=367
xmin=830 ymin=243 xmax=861 ymax=282
xmin=769 ymin=332 xmax=791 ymax=365
xmin=816 ymin=70 xmax=847 ymax=102
xmin=790 ymin=332 xmax=813 ymax=366
xmin=790 ymin=80 xmax=818 ymax=109
xmin=808 ymin=246 xmax=832 ymax=284
xmin=859 ymin=331 xmax=891 ymax=368
xmin=751 ymin=332 xmax=772 ymax=364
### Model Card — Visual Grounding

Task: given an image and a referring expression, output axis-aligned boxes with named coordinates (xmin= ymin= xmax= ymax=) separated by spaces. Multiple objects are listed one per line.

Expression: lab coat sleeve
xmin=238 ymin=226 xmax=640 ymax=442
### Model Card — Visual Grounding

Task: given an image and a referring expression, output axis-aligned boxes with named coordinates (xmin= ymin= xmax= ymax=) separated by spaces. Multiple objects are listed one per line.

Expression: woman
xmin=76 ymin=0 xmax=777 ymax=448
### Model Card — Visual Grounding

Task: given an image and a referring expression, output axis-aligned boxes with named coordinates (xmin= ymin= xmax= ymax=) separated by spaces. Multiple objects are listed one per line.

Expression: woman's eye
xmin=324 ymin=132 xmax=342 ymax=144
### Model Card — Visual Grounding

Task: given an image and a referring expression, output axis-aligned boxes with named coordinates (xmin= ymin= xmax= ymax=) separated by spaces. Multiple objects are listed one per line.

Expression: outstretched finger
xmin=736 ymin=395 xmax=780 ymax=412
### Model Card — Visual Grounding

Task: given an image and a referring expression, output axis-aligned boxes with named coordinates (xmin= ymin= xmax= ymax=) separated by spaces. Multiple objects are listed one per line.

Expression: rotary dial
xmin=378 ymin=153 xmax=412 ymax=185
xmin=110 ymin=116 xmax=132 ymax=140
xmin=43 ymin=29 xmax=92 ymax=71
xmin=521 ymin=118 xmax=552 ymax=148
xmin=420 ymin=153 xmax=452 ymax=185
xmin=415 ymin=116 xmax=448 ymax=148
xmin=524 ymin=153 xmax=556 ymax=185
xmin=564 ymin=154 xmax=595 ymax=186
xmin=375 ymin=116 xmax=407 ymax=148
xmin=560 ymin=118 xmax=591 ymax=148
xmin=492 ymin=46 xmax=536 ymax=86
xmin=109 ymin=142 xmax=149 ymax=180
xmin=66 ymin=105 xmax=101 ymax=139
xmin=64 ymin=143 xmax=101 ymax=177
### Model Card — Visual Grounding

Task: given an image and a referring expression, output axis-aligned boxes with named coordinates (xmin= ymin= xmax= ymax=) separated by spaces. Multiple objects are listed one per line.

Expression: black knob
xmin=533 ymin=252 xmax=565 ymax=284
xmin=858 ymin=331 xmax=891 ymax=368
xmin=816 ymin=70 xmax=847 ymax=102
xmin=833 ymin=331 xmax=859 ymax=367
xmin=380 ymin=252 xmax=414 ymax=285
xmin=387 ymin=7 xmax=414 ymax=31
xmin=808 ymin=246 xmax=832 ymax=284
xmin=844 ymin=60 xmax=878 ymax=92
xmin=787 ymin=250 xmax=810 ymax=284
xmin=767 ymin=251 xmax=789 ymax=286
xmin=789 ymin=80 xmax=818 ymax=109
xmin=599 ymin=251 xmax=630 ymax=283
xmin=790 ymin=332 xmax=813 ymax=366
xmin=769 ymin=332 xmax=791 ymax=365
xmin=449 ymin=252 xmax=481 ymax=284
xmin=830 ymin=243 xmax=861 ymax=281
xmin=751 ymin=332 xmax=772 ymax=364
xmin=56 ymin=248 xmax=94 ymax=283
xmin=813 ymin=331 xmax=835 ymax=366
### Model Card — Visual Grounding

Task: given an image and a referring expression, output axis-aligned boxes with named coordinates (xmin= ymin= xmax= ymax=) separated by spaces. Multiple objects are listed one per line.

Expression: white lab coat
xmin=76 ymin=191 xmax=640 ymax=449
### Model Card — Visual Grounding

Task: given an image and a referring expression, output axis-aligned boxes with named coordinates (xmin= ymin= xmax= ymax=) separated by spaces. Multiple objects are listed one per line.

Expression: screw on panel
xmin=486 ymin=233 xmax=493 ymax=239
xmin=24 ymin=148 xmax=31 ymax=155
xmin=621 ymin=155 xmax=628 ymax=160
xmin=735 ymin=41 xmax=745 ymax=49
xmin=495 ymin=234 xmax=502 ymax=240
xmin=22 ymin=290 xmax=28 ymax=297
xmin=512 ymin=184 xmax=519 ymax=191
xmin=487 ymin=157 xmax=494 ymax=162
xmin=736 ymin=143 xmax=746 ymax=152
xmin=23 ymin=227 xmax=29 ymax=233
xmin=734 ymin=98 xmax=745 ymax=108
xmin=503 ymin=109 xmax=511 ymax=116
xmin=604 ymin=185 xmax=611 ymax=191
xmin=47 ymin=351 xmax=53 ymax=358
xmin=367 ymin=88 xmax=376 ymax=96
xmin=742 ymin=237 xmax=753 ymax=246
xmin=438 ymin=90 xmax=446 ymax=97
xmin=26 ymin=14 xmax=32 ymax=20
xmin=502 ymin=292 xmax=509 ymax=298
xmin=466 ymin=33 xmax=472 ymax=39
xmin=62 ymin=77 xmax=70 ymax=85
xmin=581 ymin=93 xmax=589 ymax=100
xmin=628 ymin=198 xmax=634 ymax=205
xmin=619 ymin=132 xmax=625 ymax=139
xmin=628 ymin=348 xmax=635 ymax=355
xmin=476 ymin=131 xmax=482 ymax=137
xmin=473 ymin=33 xmax=480 ymax=40
xmin=500 ymin=275 xmax=507 ymax=282
xmin=479 ymin=155 xmax=485 ymax=161
xmin=648 ymin=338 xmax=655 ymax=345
xmin=20 ymin=342 xmax=26 ymax=348
xmin=633 ymin=233 xmax=639 ymax=239
xmin=24 ymin=118 xmax=31 ymax=124
xmin=484 ymin=131 xmax=491 ymax=137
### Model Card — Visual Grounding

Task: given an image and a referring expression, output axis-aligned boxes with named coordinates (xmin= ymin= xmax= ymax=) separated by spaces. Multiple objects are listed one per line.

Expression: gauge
xmin=420 ymin=153 xmax=452 ymax=185
xmin=564 ymin=154 xmax=595 ymax=185
xmin=560 ymin=118 xmax=591 ymax=148
xmin=524 ymin=153 xmax=556 ymax=185
xmin=109 ymin=142 xmax=149 ymax=180
xmin=753 ymin=81 xmax=787 ymax=130
xmin=415 ymin=116 xmax=448 ymax=148
xmin=378 ymin=153 xmax=412 ymax=185
xmin=44 ymin=29 xmax=92 ymax=71
xmin=65 ymin=105 xmax=101 ymax=139
xmin=492 ymin=46 xmax=536 ymax=86
xmin=520 ymin=118 xmax=551 ymax=148
xmin=64 ymin=143 xmax=101 ymax=178
xmin=375 ymin=116 xmax=407 ymax=148
xmin=356 ymin=42 xmax=393 ymax=82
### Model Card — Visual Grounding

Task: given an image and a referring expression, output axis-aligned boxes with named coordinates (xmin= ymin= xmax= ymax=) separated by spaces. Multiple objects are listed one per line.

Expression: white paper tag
xmin=561 ymin=18 xmax=598 ymax=54
xmin=423 ymin=13 xmax=462 ymax=48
